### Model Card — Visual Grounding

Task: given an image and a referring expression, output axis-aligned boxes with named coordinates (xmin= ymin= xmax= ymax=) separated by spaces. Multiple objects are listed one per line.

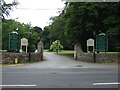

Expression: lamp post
xmin=93 ymin=31 xmax=96 ymax=63
xmin=29 ymin=29 xmax=32 ymax=62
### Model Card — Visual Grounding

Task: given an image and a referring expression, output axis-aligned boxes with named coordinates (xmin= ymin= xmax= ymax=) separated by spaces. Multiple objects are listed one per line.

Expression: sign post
xmin=9 ymin=31 xmax=20 ymax=51
xmin=87 ymin=38 xmax=94 ymax=53
xmin=96 ymin=33 xmax=108 ymax=52
xmin=21 ymin=38 xmax=28 ymax=53
xmin=87 ymin=38 xmax=96 ymax=63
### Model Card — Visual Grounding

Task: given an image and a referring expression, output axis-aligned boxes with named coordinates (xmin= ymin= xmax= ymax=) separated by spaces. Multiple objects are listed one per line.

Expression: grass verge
xmin=0 ymin=61 xmax=36 ymax=67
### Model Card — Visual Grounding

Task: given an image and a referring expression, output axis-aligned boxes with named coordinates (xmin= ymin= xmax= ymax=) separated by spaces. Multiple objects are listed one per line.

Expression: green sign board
xmin=96 ymin=34 xmax=108 ymax=51
xmin=9 ymin=32 xmax=20 ymax=50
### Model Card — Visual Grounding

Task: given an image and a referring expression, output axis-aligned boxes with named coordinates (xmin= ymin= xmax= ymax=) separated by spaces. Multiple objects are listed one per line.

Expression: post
xmin=93 ymin=31 xmax=96 ymax=63
xmin=93 ymin=46 xmax=96 ymax=63
xmin=93 ymin=46 xmax=94 ymax=52
xmin=29 ymin=52 xmax=31 ymax=62
xmin=74 ymin=44 xmax=77 ymax=60
xmin=26 ymin=46 xmax=27 ymax=53
xmin=56 ymin=40 xmax=58 ymax=54
xmin=29 ymin=29 xmax=32 ymax=62
xmin=20 ymin=46 xmax=22 ymax=51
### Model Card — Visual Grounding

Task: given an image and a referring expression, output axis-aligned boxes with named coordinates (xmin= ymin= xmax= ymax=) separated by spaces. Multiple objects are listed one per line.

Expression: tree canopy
xmin=1 ymin=0 xmax=18 ymax=19
xmin=2 ymin=19 xmax=41 ymax=52
xmin=2 ymin=1 xmax=120 ymax=52
xmin=1 ymin=0 xmax=42 ymax=52
xmin=42 ymin=2 xmax=120 ymax=52
xmin=50 ymin=40 xmax=63 ymax=53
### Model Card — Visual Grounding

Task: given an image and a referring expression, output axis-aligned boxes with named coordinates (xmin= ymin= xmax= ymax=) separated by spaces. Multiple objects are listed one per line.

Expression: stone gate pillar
xmin=37 ymin=41 xmax=43 ymax=60
xmin=74 ymin=43 xmax=83 ymax=60
xmin=37 ymin=41 xmax=43 ymax=53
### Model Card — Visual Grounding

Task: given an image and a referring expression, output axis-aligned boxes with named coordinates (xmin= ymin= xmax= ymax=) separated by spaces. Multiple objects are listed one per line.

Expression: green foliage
xmin=42 ymin=15 xmax=74 ymax=50
xmin=2 ymin=19 xmax=40 ymax=52
xmin=1 ymin=1 xmax=41 ymax=52
xmin=43 ymin=2 xmax=120 ymax=52
xmin=1 ymin=0 xmax=19 ymax=19
xmin=40 ymin=26 xmax=50 ymax=49
xmin=65 ymin=2 xmax=120 ymax=51
xmin=19 ymin=49 xmax=25 ymax=53
xmin=50 ymin=40 xmax=63 ymax=53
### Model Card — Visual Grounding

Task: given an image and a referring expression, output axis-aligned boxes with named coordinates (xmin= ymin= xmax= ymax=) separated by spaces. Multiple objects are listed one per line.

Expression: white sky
xmin=6 ymin=0 xmax=66 ymax=29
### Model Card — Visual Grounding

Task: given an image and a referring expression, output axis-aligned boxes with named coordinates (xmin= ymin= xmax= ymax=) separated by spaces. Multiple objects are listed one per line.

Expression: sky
xmin=6 ymin=0 xmax=66 ymax=29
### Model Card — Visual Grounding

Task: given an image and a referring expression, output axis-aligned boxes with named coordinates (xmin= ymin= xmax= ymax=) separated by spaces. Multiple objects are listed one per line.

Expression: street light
xmin=29 ymin=29 xmax=32 ymax=62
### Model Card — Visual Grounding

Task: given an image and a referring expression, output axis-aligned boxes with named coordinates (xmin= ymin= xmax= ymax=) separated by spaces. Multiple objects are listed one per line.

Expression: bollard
xmin=15 ymin=58 xmax=18 ymax=64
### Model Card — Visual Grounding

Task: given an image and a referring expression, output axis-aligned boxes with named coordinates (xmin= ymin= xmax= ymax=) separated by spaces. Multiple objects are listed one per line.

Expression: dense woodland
xmin=1 ymin=0 xmax=120 ymax=52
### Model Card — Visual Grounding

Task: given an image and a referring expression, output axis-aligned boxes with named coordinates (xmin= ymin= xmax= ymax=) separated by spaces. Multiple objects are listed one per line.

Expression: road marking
xmin=0 ymin=84 xmax=36 ymax=87
xmin=93 ymin=82 xmax=120 ymax=85
xmin=60 ymin=66 xmax=87 ymax=69
xmin=73 ymin=67 xmax=87 ymax=68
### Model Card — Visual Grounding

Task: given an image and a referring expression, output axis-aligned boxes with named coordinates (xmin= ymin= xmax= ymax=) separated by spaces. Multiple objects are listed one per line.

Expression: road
xmin=1 ymin=52 xmax=119 ymax=89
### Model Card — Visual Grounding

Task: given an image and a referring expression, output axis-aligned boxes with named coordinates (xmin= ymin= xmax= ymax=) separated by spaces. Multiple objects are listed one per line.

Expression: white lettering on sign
xmin=87 ymin=38 xmax=94 ymax=46
xmin=21 ymin=38 xmax=28 ymax=46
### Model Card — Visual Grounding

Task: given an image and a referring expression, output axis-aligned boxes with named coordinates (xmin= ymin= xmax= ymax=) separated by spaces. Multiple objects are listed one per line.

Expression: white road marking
xmin=0 ymin=84 xmax=36 ymax=87
xmin=73 ymin=67 xmax=87 ymax=68
xmin=93 ymin=82 xmax=120 ymax=85
xmin=60 ymin=66 xmax=87 ymax=69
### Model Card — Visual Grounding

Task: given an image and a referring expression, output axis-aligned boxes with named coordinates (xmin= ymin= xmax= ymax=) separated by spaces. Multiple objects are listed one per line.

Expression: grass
xmin=57 ymin=50 xmax=74 ymax=59
xmin=0 ymin=64 xmax=13 ymax=66
xmin=0 ymin=63 xmax=24 ymax=67
xmin=0 ymin=61 xmax=36 ymax=67
xmin=44 ymin=49 xmax=74 ymax=53
xmin=19 ymin=61 xmax=35 ymax=64
xmin=0 ymin=50 xmax=7 ymax=52
xmin=57 ymin=50 xmax=74 ymax=54
xmin=44 ymin=49 xmax=120 ymax=54
xmin=43 ymin=49 xmax=50 ymax=52
xmin=44 ymin=50 xmax=74 ymax=59
xmin=99 ymin=52 xmax=120 ymax=54
xmin=58 ymin=53 xmax=74 ymax=59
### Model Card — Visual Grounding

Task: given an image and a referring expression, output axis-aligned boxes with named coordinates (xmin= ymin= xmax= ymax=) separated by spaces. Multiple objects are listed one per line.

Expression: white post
xmin=87 ymin=46 xmax=89 ymax=53
xmin=21 ymin=46 xmax=22 ymax=50
xmin=26 ymin=46 xmax=27 ymax=53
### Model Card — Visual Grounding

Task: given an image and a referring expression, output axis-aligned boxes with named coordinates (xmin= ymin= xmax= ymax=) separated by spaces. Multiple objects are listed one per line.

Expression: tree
xmin=34 ymin=26 xmax=42 ymax=34
xmin=2 ymin=19 xmax=40 ymax=52
xmin=63 ymin=2 xmax=120 ymax=51
xmin=42 ymin=2 xmax=119 ymax=52
xmin=45 ymin=14 xmax=73 ymax=50
xmin=40 ymin=26 xmax=50 ymax=49
xmin=50 ymin=40 xmax=63 ymax=54
xmin=1 ymin=0 xmax=18 ymax=19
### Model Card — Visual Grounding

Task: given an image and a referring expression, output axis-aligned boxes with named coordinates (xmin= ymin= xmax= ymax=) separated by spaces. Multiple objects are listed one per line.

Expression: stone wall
xmin=77 ymin=53 xmax=119 ymax=63
xmin=74 ymin=43 xmax=119 ymax=63
xmin=0 ymin=41 xmax=44 ymax=64
xmin=1 ymin=52 xmax=43 ymax=64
